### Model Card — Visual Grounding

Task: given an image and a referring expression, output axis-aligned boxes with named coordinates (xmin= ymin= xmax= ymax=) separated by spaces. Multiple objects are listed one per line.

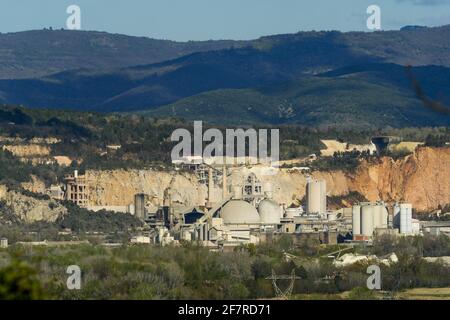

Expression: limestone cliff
xmin=5 ymin=147 xmax=447 ymax=223
xmin=0 ymin=185 xmax=67 ymax=223
xmin=85 ymin=169 xmax=208 ymax=208
xmin=349 ymin=147 xmax=450 ymax=211
xmin=84 ymin=147 xmax=449 ymax=212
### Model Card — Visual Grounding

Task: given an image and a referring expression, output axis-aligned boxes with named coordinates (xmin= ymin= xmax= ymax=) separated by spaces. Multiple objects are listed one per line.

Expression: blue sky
xmin=0 ymin=0 xmax=449 ymax=41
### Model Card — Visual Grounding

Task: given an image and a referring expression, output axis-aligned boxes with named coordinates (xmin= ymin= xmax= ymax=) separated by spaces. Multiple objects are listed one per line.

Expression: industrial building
xmin=0 ymin=237 xmax=8 ymax=249
xmin=64 ymin=170 xmax=89 ymax=207
xmin=135 ymin=170 xmax=347 ymax=249
xmin=306 ymin=178 xmax=327 ymax=215
xmin=59 ymin=167 xmax=427 ymax=249
xmin=351 ymin=201 xmax=419 ymax=241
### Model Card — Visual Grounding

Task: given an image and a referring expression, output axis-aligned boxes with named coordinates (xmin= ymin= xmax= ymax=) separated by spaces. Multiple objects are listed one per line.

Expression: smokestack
xmin=74 ymin=170 xmax=78 ymax=179
xmin=208 ymin=167 xmax=213 ymax=203
xmin=222 ymin=165 xmax=228 ymax=199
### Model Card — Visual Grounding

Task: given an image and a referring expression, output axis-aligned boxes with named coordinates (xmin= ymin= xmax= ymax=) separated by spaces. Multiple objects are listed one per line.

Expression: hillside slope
xmin=0 ymin=26 xmax=450 ymax=127
xmin=0 ymin=30 xmax=246 ymax=79
xmin=147 ymin=64 xmax=450 ymax=128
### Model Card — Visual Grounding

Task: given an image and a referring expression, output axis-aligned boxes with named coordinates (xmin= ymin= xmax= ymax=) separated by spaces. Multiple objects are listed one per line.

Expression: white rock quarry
xmin=333 ymin=252 xmax=398 ymax=267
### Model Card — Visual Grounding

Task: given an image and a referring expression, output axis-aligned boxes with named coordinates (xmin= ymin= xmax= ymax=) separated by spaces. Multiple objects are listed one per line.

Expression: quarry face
xmin=82 ymin=147 xmax=449 ymax=213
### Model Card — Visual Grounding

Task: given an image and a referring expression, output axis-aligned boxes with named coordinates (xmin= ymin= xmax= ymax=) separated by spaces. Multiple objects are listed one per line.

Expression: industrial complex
xmin=53 ymin=159 xmax=445 ymax=250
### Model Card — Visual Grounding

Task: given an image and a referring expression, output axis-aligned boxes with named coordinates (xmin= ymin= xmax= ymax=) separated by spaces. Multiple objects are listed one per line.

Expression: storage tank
xmin=320 ymin=179 xmax=327 ymax=215
xmin=381 ymin=206 xmax=388 ymax=229
xmin=393 ymin=203 xmax=401 ymax=228
xmin=400 ymin=203 xmax=413 ymax=234
xmin=258 ymin=199 xmax=281 ymax=225
xmin=361 ymin=205 xmax=374 ymax=237
xmin=352 ymin=205 xmax=361 ymax=235
xmin=306 ymin=179 xmax=326 ymax=214
xmin=220 ymin=200 xmax=260 ymax=225
xmin=373 ymin=204 xmax=384 ymax=229
xmin=134 ymin=194 xmax=146 ymax=220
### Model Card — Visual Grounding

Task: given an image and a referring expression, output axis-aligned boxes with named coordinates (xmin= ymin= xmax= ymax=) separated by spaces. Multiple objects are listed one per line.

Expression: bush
xmin=0 ymin=260 xmax=45 ymax=300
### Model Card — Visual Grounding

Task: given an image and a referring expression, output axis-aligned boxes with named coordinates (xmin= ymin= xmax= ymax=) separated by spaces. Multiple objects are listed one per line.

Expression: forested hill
xmin=1 ymin=26 xmax=450 ymax=127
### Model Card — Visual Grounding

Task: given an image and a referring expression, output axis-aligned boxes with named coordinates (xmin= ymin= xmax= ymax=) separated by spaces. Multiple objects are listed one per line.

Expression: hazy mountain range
xmin=1 ymin=26 xmax=450 ymax=128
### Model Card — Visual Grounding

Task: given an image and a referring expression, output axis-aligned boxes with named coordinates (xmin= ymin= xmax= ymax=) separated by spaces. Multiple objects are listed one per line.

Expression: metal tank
xmin=306 ymin=179 xmax=326 ymax=214
xmin=134 ymin=194 xmax=146 ymax=220
xmin=320 ymin=179 xmax=327 ymax=215
xmin=400 ymin=203 xmax=413 ymax=234
xmin=352 ymin=205 xmax=361 ymax=235
xmin=373 ymin=204 xmax=384 ymax=229
xmin=258 ymin=199 xmax=281 ymax=225
xmin=361 ymin=205 xmax=374 ymax=237
xmin=393 ymin=203 xmax=401 ymax=228
xmin=381 ymin=205 xmax=389 ymax=229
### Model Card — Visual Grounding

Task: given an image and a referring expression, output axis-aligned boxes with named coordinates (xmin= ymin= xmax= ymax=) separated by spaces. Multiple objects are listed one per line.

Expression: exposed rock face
xmin=84 ymin=147 xmax=449 ymax=212
xmin=350 ymin=147 xmax=450 ymax=211
xmin=21 ymin=175 xmax=46 ymax=194
xmin=2 ymin=144 xmax=51 ymax=157
xmin=85 ymin=169 xmax=208 ymax=208
xmin=0 ymin=185 xmax=67 ymax=223
xmin=4 ymin=147 xmax=446 ymax=223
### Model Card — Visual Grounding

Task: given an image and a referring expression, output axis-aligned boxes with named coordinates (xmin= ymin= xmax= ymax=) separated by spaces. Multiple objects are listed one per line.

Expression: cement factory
xmin=52 ymin=161 xmax=443 ymax=250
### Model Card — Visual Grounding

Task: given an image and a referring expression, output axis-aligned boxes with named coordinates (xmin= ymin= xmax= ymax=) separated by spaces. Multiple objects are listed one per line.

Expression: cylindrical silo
xmin=393 ymin=203 xmax=401 ymax=228
xmin=400 ymin=203 xmax=412 ymax=234
xmin=320 ymin=179 xmax=327 ymax=214
xmin=134 ymin=194 xmax=146 ymax=220
xmin=361 ymin=205 xmax=374 ymax=237
xmin=306 ymin=179 xmax=326 ymax=214
xmin=373 ymin=204 xmax=384 ymax=229
xmin=259 ymin=199 xmax=281 ymax=225
xmin=381 ymin=205 xmax=388 ymax=229
xmin=352 ymin=205 xmax=361 ymax=236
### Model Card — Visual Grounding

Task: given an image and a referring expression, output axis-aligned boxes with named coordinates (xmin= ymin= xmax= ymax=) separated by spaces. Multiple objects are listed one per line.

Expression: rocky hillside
xmin=84 ymin=147 xmax=449 ymax=213
xmin=2 ymin=147 xmax=447 ymax=223
xmin=86 ymin=169 xmax=208 ymax=210
xmin=352 ymin=146 xmax=450 ymax=211
xmin=0 ymin=185 xmax=66 ymax=223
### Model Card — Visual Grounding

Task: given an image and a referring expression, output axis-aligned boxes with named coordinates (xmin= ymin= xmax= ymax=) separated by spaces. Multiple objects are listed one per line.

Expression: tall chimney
xmin=208 ymin=167 xmax=213 ymax=203
xmin=222 ymin=165 xmax=228 ymax=199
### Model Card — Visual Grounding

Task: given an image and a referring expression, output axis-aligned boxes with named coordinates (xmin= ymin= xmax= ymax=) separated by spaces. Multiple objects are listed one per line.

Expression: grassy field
xmin=399 ymin=287 xmax=450 ymax=300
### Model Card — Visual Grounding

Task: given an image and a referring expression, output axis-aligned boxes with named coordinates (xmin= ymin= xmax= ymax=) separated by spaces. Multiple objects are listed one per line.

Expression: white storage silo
xmin=361 ymin=205 xmax=374 ymax=237
xmin=393 ymin=203 xmax=401 ymax=228
xmin=352 ymin=205 xmax=361 ymax=235
xmin=306 ymin=179 xmax=326 ymax=215
xmin=320 ymin=179 xmax=327 ymax=215
xmin=373 ymin=203 xmax=388 ymax=229
xmin=381 ymin=205 xmax=388 ymax=229
xmin=373 ymin=204 xmax=382 ymax=229
xmin=400 ymin=203 xmax=413 ymax=234
xmin=259 ymin=199 xmax=281 ymax=225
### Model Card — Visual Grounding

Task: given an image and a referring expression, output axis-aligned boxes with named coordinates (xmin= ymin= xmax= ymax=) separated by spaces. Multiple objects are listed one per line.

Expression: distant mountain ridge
xmin=145 ymin=63 xmax=450 ymax=128
xmin=1 ymin=26 xmax=450 ymax=128
xmin=0 ymin=29 xmax=247 ymax=79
